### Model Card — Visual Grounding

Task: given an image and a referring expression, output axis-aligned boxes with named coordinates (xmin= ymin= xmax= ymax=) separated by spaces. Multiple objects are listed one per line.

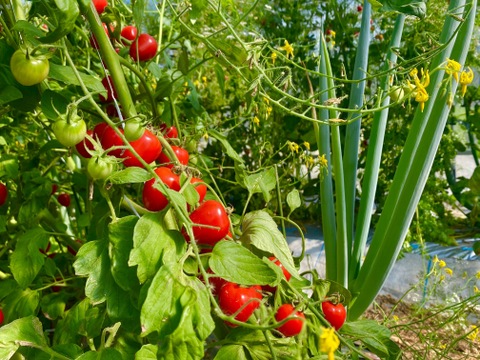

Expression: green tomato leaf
xmin=0 ymin=316 xmax=48 ymax=352
xmin=214 ymin=345 xmax=249 ymax=360
xmin=214 ymin=64 xmax=225 ymax=96
xmin=39 ymin=0 xmax=80 ymax=43
xmin=286 ymin=189 xmax=302 ymax=214
xmin=208 ymin=129 xmax=245 ymax=165
xmin=49 ymin=63 xmax=104 ymax=94
xmin=178 ymin=49 xmax=189 ymax=75
xmin=135 ymin=344 xmax=158 ymax=359
xmin=209 ymin=240 xmax=279 ymax=286
xmin=40 ymin=293 xmax=66 ymax=320
xmin=11 ymin=227 xmax=48 ymax=288
xmin=240 ymin=210 xmax=299 ymax=280
xmin=107 ymin=167 xmax=152 ymax=184
xmin=469 ymin=166 xmax=480 ymax=195
xmin=241 ymin=167 xmax=276 ymax=202
xmin=341 ymin=319 xmax=401 ymax=358
xmin=378 ymin=0 xmax=426 ymax=18
xmin=41 ymin=90 xmax=69 ymax=120
xmin=129 ymin=213 xmax=186 ymax=284
xmin=76 ymin=348 xmax=124 ymax=360
xmin=3 ymin=289 xmax=39 ymax=324
xmin=109 ymin=216 xmax=139 ymax=291
xmin=0 ymin=85 xmax=23 ymax=105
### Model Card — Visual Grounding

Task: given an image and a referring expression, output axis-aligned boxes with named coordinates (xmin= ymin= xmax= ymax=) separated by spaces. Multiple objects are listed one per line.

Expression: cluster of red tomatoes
xmin=91 ymin=0 xmax=158 ymax=62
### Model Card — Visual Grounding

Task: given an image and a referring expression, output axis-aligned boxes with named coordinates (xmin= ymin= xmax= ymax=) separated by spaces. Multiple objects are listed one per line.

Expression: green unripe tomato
xmin=52 ymin=115 xmax=87 ymax=147
xmin=87 ymin=155 xmax=115 ymax=180
xmin=10 ymin=49 xmax=50 ymax=86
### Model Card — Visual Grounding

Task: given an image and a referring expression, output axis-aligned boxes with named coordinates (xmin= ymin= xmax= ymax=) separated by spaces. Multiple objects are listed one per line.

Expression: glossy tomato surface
xmin=142 ymin=167 xmax=180 ymax=211
xmin=218 ymin=282 xmax=262 ymax=327
xmin=75 ymin=129 xmax=95 ymax=158
xmin=92 ymin=0 xmax=108 ymax=14
xmin=95 ymin=123 xmax=124 ymax=157
xmin=121 ymin=25 xmax=137 ymax=43
xmin=10 ymin=49 xmax=49 ymax=86
xmin=159 ymin=123 xmax=178 ymax=139
xmin=190 ymin=177 xmax=207 ymax=203
xmin=275 ymin=304 xmax=305 ymax=337
xmin=122 ymin=129 xmax=162 ymax=167
xmin=321 ymin=301 xmax=346 ymax=330
xmin=129 ymin=33 xmax=158 ymax=61
xmin=157 ymin=145 xmax=189 ymax=169
xmin=190 ymin=200 xmax=230 ymax=246
xmin=57 ymin=193 xmax=71 ymax=207
xmin=0 ymin=183 xmax=7 ymax=206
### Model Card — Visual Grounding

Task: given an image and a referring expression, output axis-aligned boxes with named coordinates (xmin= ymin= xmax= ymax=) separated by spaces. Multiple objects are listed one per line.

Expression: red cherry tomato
xmin=275 ymin=304 xmax=305 ymax=337
xmin=94 ymin=123 xmax=124 ymax=157
xmin=75 ymin=129 xmax=95 ymax=158
xmin=191 ymin=177 xmax=207 ymax=203
xmin=322 ymin=301 xmax=346 ymax=330
xmin=263 ymin=257 xmax=291 ymax=293
xmin=57 ymin=193 xmax=71 ymax=207
xmin=129 ymin=33 xmax=158 ymax=61
xmin=121 ymin=25 xmax=137 ymax=44
xmin=51 ymin=184 xmax=58 ymax=195
xmin=0 ymin=308 xmax=4 ymax=325
xmin=99 ymin=76 xmax=117 ymax=103
xmin=142 ymin=167 xmax=180 ymax=211
xmin=92 ymin=0 xmax=108 ymax=14
xmin=122 ymin=129 xmax=162 ymax=167
xmin=157 ymin=145 xmax=189 ymax=169
xmin=189 ymin=200 xmax=230 ymax=246
xmin=159 ymin=123 xmax=178 ymax=139
xmin=0 ymin=183 xmax=7 ymax=206
xmin=218 ymin=282 xmax=262 ymax=327
xmin=200 ymin=268 xmax=227 ymax=296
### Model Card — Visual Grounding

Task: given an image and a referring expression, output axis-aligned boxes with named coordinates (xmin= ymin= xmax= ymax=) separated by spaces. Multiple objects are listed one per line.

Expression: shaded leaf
xmin=209 ymin=129 xmax=244 ymax=164
xmin=107 ymin=167 xmax=152 ymax=184
xmin=49 ymin=63 xmax=103 ymax=93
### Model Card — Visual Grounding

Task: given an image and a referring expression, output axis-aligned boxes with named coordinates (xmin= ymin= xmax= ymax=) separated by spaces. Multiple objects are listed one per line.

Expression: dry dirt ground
xmin=364 ymin=295 xmax=480 ymax=360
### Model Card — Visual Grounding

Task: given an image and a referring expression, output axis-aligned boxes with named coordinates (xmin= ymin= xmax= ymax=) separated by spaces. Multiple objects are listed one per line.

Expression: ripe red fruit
xmin=0 ymin=183 xmax=7 ymax=206
xmin=189 ymin=200 xmax=230 ymax=246
xmin=191 ymin=177 xmax=207 ymax=203
xmin=275 ymin=304 xmax=305 ymax=337
xmin=142 ymin=167 xmax=180 ymax=211
xmin=218 ymin=282 xmax=262 ymax=327
xmin=122 ymin=129 xmax=162 ymax=167
xmin=94 ymin=123 xmax=124 ymax=158
xmin=159 ymin=123 xmax=178 ymax=139
xmin=200 ymin=268 xmax=227 ymax=296
xmin=157 ymin=145 xmax=189 ymax=169
xmin=322 ymin=301 xmax=346 ymax=330
xmin=263 ymin=257 xmax=291 ymax=293
xmin=75 ymin=129 xmax=95 ymax=158
xmin=99 ymin=76 xmax=117 ymax=103
xmin=0 ymin=308 xmax=4 ymax=325
xmin=93 ymin=0 xmax=108 ymax=14
xmin=357 ymin=5 xmax=363 ymax=12
xmin=121 ymin=25 xmax=138 ymax=44
xmin=57 ymin=193 xmax=71 ymax=207
xmin=129 ymin=33 xmax=158 ymax=61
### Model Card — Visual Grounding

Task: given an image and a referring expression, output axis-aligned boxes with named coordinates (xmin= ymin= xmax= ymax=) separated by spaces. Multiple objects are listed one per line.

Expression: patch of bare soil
xmin=364 ymin=295 xmax=480 ymax=360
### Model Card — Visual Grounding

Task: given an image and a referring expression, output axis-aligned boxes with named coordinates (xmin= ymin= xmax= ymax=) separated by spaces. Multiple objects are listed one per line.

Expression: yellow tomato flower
xmin=203 ymin=132 xmax=209 ymax=140
xmin=446 ymin=58 xmax=461 ymax=82
xmin=271 ymin=51 xmax=277 ymax=64
xmin=474 ymin=285 xmax=479 ymax=294
xmin=303 ymin=141 xmax=310 ymax=151
xmin=266 ymin=106 xmax=272 ymax=117
xmin=253 ymin=116 xmax=260 ymax=126
xmin=279 ymin=40 xmax=294 ymax=59
xmin=392 ymin=315 xmax=399 ymax=322
xmin=433 ymin=255 xmax=439 ymax=263
xmin=319 ymin=154 xmax=328 ymax=168
xmin=467 ymin=326 xmax=479 ymax=341
xmin=288 ymin=141 xmax=299 ymax=153
xmin=330 ymin=30 xmax=336 ymax=38
xmin=444 ymin=268 xmax=453 ymax=276
xmin=202 ymin=76 xmax=207 ymax=83
xmin=264 ymin=97 xmax=270 ymax=104
xmin=460 ymin=67 xmax=474 ymax=96
xmin=410 ymin=68 xmax=430 ymax=112
xmin=319 ymin=327 xmax=340 ymax=360
xmin=305 ymin=155 xmax=315 ymax=168
xmin=438 ymin=260 xmax=446 ymax=268
xmin=475 ymin=271 xmax=480 ymax=279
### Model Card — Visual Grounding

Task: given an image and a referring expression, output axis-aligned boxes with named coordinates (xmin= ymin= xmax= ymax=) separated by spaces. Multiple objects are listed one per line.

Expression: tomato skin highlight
xmin=322 ymin=301 xmax=346 ymax=330
xmin=157 ymin=145 xmax=189 ymax=169
xmin=57 ymin=193 xmax=71 ymax=207
xmin=189 ymin=200 xmax=230 ymax=246
xmin=10 ymin=49 xmax=49 ymax=86
xmin=275 ymin=304 xmax=305 ymax=337
xmin=142 ymin=167 xmax=180 ymax=211
xmin=218 ymin=282 xmax=263 ymax=327
xmin=129 ymin=33 xmax=158 ymax=61
xmin=122 ymin=129 xmax=162 ymax=167
xmin=0 ymin=183 xmax=8 ymax=206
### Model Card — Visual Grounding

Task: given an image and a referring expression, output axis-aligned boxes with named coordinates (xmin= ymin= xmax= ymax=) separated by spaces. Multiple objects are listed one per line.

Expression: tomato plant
xmin=90 ymin=23 xmax=112 ymax=49
xmin=129 ymin=33 xmax=158 ymax=61
xmin=0 ymin=183 xmax=7 ymax=206
xmin=142 ymin=167 xmax=180 ymax=211
xmin=157 ymin=145 xmax=189 ymax=168
xmin=159 ymin=123 xmax=178 ymax=139
xmin=218 ymin=282 xmax=263 ymax=327
xmin=75 ymin=130 xmax=95 ymax=158
xmin=263 ymin=257 xmax=291 ymax=293
xmin=92 ymin=0 xmax=108 ymax=14
xmin=189 ymin=200 xmax=230 ymax=246
xmin=95 ymin=123 xmax=124 ymax=157
xmin=87 ymin=155 xmax=115 ymax=180
xmin=10 ymin=49 xmax=49 ymax=86
xmin=275 ymin=304 xmax=305 ymax=337
xmin=57 ymin=193 xmax=71 ymax=207
xmin=52 ymin=110 xmax=87 ymax=147
xmin=122 ymin=129 xmax=162 ymax=167
xmin=322 ymin=301 xmax=346 ymax=331
xmin=191 ymin=177 xmax=207 ymax=203
xmin=121 ymin=25 xmax=137 ymax=44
